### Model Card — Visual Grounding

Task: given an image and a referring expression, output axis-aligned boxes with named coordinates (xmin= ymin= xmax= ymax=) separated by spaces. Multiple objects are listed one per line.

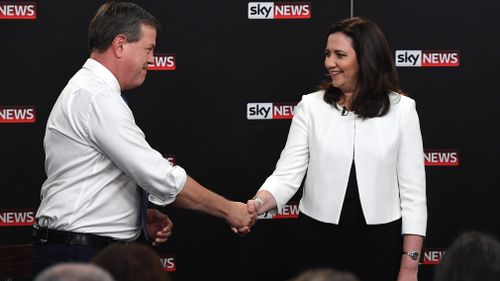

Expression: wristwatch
xmin=403 ymin=251 xmax=420 ymax=261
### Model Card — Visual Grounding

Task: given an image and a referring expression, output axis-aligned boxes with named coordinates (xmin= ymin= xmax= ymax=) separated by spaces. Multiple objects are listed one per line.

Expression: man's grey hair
xmin=34 ymin=263 xmax=115 ymax=281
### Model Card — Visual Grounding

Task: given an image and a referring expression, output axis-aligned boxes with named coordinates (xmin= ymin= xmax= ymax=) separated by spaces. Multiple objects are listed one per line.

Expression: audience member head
xmin=434 ymin=231 xmax=500 ymax=281
xmin=34 ymin=263 xmax=115 ymax=281
xmin=289 ymin=268 xmax=359 ymax=281
xmin=92 ymin=243 xmax=170 ymax=281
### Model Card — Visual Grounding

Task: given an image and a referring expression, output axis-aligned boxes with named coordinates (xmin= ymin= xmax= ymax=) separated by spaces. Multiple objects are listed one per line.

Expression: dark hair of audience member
xmin=434 ymin=231 xmax=500 ymax=281
xmin=92 ymin=243 xmax=170 ymax=281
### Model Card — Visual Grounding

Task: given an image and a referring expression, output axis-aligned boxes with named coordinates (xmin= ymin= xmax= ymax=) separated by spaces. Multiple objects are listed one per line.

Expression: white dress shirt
xmin=36 ymin=58 xmax=187 ymax=241
xmin=260 ymin=90 xmax=427 ymax=236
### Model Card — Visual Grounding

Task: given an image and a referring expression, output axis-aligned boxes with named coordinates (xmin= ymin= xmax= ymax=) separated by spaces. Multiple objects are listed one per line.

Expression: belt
xmin=32 ymin=225 xmax=122 ymax=249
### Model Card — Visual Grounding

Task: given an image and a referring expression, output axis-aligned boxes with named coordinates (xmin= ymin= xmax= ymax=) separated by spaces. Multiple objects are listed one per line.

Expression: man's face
xmin=120 ymin=24 xmax=156 ymax=90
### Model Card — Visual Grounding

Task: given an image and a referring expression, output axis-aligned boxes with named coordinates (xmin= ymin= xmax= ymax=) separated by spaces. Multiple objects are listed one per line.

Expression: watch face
xmin=409 ymin=251 xmax=419 ymax=260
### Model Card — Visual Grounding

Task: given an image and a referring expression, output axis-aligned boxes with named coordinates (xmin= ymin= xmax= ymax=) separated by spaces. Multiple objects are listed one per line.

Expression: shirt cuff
xmin=148 ymin=165 xmax=187 ymax=206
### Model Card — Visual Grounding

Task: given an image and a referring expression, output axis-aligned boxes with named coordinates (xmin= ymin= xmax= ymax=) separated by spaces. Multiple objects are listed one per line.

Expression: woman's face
xmin=324 ymin=32 xmax=359 ymax=94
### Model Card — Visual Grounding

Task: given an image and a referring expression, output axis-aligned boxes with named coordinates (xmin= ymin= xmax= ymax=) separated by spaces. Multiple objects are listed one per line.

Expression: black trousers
xmin=32 ymin=242 xmax=101 ymax=277
xmin=31 ymin=226 xmax=138 ymax=277
xmin=297 ymin=207 xmax=403 ymax=281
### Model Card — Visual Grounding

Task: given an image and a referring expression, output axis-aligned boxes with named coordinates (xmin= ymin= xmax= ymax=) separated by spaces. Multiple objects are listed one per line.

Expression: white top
xmin=36 ymin=59 xmax=187 ymax=241
xmin=260 ymin=90 xmax=427 ymax=236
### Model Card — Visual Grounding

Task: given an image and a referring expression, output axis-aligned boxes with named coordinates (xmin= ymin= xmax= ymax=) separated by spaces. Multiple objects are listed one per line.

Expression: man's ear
xmin=111 ymin=34 xmax=127 ymax=58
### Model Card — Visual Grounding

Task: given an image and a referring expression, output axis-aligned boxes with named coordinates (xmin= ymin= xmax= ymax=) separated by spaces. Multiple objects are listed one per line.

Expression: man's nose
xmin=147 ymin=52 xmax=154 ymax=65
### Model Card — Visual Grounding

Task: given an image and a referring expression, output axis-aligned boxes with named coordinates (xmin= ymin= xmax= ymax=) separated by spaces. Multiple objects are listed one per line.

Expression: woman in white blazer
xmin=247 ymin=17 xmax=426 ymax=281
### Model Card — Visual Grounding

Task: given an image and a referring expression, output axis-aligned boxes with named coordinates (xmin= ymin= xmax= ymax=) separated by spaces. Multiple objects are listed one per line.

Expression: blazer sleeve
xmin=259 ymin=96 xmax=310 ymax=212
xmin=397 ymin=99 xmax=427 ymax=236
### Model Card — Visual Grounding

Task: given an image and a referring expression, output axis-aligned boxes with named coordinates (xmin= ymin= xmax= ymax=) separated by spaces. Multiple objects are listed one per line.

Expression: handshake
xmin=147 ymin=178 xmax=277 ymax=244
xmin=228 ymin=192 xmax=273 ymax=235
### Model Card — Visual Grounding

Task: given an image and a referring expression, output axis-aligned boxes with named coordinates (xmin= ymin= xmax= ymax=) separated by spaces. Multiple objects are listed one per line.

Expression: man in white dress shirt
xmin=32 ymin=2 xmax=256 ymax=275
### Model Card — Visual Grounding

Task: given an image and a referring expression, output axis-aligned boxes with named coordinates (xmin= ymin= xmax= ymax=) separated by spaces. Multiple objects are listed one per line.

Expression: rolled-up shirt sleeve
xmin=86 ymin=92 xmax=186 ymax=204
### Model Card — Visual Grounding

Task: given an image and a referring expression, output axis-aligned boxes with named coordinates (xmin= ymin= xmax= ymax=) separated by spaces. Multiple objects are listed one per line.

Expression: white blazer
xmin=260 ymin=90 xmax=427 ymax=236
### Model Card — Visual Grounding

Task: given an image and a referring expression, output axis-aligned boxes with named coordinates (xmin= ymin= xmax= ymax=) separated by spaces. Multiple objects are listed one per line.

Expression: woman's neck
xmin=339 ymin=92 xmax=355 ymax=111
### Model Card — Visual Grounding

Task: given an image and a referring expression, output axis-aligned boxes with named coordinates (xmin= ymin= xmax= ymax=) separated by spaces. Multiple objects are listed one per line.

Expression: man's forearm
xmin=172 ymin=176 xmax=231 ymax=220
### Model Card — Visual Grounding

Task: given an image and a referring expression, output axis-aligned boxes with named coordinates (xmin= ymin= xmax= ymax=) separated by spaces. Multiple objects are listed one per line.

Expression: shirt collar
xmin=82 ymin=58 xmax=121 ymax=94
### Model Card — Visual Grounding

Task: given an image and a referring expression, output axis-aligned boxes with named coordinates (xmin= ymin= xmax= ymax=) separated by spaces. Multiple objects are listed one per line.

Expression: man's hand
xmin=146 ymin=208 xmax=173 ymax=246
xmin=227 ymin=201 xmax=257 ymax=235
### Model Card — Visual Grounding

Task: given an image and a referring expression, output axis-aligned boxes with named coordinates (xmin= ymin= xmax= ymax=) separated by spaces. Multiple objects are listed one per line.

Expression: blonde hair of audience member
xmin=92 ymin=243 xmax=170 ymax=281
xmin=34 ymin=263 xmax=115 ymax=281
xmin=289 ymin=268 xmax=360 ymax=281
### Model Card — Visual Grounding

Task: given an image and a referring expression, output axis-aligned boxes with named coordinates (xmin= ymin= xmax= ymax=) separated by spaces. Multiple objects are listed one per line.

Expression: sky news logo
xmin=147 ymin=54 xmax=176 ymax=71
xmin=424 ymin=149 xmax=459 ymax=166
xmin=247 ymin=102 xmax=297 ymax=120
xmin=0 ymin=2 xmax=36 ymax=19
xmin=0 ymin=106 xmax=36 ymax=123
xmin=395 ymin=50 xmax=459 ymax=67
xmin=421 ymin=249 xmax=446 ymax=265
xmin=0 ymin=209 xmax=35 ymax=226
xmin=258 ymin=202 xmax=299 ymax=219
xmin=248 ymin=2 xmax=311 ymax=19
xmin=160 ymin=256 xmax=176 ymax=272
